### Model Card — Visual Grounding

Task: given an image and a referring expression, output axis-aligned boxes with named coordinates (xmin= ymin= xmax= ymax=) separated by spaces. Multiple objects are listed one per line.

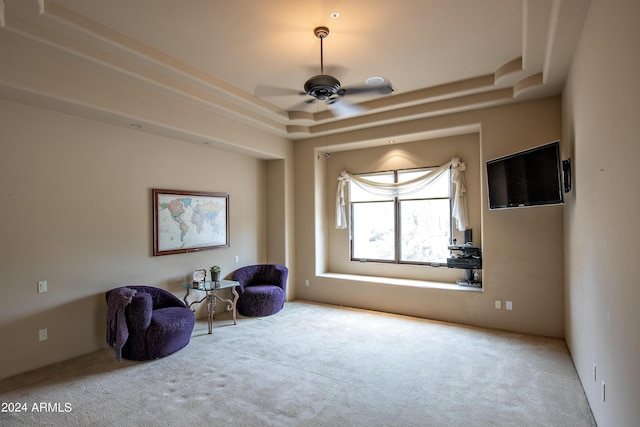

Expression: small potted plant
xmin=210 ymin=265 xmax=222 ymax=282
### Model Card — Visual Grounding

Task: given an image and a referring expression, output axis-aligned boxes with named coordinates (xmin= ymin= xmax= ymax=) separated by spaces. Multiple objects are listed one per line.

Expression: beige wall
xmin=563 ymin=0 xmax=640 ymax=425
xmin=295 ymin=97 xmax=565 ymax=337
xmin=0 ymin=100 xmax=289 ymax=379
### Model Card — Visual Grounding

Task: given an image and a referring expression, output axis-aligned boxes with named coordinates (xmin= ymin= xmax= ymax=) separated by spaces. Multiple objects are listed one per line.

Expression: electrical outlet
xmin=506 ymin=301 xmax=513 ymax=310
xmin=38 ymin=280 xmax=48 ymax=293
xmin=305 ymin=279 xmax=310 ymax=286
xmin=39 ymin=329 xmax=48 ymax=341
xmin=495 ymin=300 xmax=502 ymax=310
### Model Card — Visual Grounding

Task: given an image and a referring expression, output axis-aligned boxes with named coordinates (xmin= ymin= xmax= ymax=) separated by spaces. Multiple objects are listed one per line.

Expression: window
xmin=350 ymin=167 xmax=452 ymax=265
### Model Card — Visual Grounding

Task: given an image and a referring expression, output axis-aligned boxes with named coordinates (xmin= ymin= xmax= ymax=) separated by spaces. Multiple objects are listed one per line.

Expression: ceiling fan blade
xmin=254 ymin=84 xmax=305 ymax=97
xmin=285 ymin=98 xmax=319 ymax=113
xmin=338 ymin=83 xmax=395 ymax=96
xmin=328 ymin=98 xmax=367 ymax=117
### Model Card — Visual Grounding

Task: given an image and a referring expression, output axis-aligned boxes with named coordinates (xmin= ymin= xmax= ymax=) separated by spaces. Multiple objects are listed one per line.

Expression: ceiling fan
xmin=257 ymin=26 xmax=394 ymax=117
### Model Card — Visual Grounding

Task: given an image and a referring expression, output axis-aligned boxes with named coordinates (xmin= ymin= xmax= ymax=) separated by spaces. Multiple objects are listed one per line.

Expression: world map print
xmin=156 ymin=193 xmax=227 ymax=254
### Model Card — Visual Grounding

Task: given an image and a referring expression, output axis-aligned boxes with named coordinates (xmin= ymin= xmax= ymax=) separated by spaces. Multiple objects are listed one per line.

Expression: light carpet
xmin=0 ymin=301 xmax=595 ymax=426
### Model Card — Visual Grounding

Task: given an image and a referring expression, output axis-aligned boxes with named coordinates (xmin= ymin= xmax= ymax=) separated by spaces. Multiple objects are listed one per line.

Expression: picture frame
xmin=192 ymin=269 xmax=206 ymax=287
xmin=152 ymin=189 xmax=229 ymax=256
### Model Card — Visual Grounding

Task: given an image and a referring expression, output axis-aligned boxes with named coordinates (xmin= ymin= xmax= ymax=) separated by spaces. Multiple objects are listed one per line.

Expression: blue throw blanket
xmin=106 ymin=288 xmax=137 ymax=361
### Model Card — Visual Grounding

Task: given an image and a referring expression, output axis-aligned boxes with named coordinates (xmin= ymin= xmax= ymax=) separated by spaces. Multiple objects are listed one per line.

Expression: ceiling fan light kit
xmin=304 ymin=74 xmax=342 ymax=101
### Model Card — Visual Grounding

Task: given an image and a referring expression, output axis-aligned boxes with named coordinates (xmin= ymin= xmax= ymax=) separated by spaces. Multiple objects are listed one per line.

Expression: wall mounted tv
xmin=486 ymin=141 xmax=564 ymax=210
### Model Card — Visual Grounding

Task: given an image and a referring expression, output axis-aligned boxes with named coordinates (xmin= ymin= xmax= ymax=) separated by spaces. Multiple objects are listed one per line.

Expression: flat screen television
xmin=486 ymin=141 xmax=564 ymax=209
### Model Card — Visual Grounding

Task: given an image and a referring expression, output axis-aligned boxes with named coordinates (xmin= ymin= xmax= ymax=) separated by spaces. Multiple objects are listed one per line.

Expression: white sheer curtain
xmin=336 ymin=157 xmax=468 ymax=230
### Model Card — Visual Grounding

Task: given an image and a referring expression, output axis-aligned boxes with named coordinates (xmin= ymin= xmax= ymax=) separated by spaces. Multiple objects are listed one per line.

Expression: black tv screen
xmin=486 ymin=141 xmax=564 ymax=209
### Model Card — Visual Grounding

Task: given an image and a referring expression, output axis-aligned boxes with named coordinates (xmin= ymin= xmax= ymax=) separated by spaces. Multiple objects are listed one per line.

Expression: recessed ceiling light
xmin=330 ymin=12 xmax=340 ymax=19
xmin=388 ymin=139 xmax=396 ymax=144
xmin=366 ymin=76 xmax=385 ymax=85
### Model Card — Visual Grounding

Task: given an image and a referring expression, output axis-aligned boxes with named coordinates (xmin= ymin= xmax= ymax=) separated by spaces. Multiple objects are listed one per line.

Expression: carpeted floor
xmin=0 ymin=301 xmax=595 ymax=426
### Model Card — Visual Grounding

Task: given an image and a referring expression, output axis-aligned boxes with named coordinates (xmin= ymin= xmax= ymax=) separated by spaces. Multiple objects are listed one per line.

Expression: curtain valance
xmin=336 ymin=158 xmax=468 ymax=231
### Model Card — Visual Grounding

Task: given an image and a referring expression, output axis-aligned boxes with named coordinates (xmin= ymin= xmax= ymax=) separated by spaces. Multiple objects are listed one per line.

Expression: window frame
xmin=349 ymin=166 xmax=453 ymax=267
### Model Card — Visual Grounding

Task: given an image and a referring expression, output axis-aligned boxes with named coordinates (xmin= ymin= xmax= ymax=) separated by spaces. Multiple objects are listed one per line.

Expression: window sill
xmin=318 ymin=272 xmax=483 ymax=292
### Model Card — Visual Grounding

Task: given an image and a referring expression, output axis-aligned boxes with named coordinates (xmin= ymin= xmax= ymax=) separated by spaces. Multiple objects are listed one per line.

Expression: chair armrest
xmin=269 ymin=266 xmax=288 ymax=291
xmin=126 ymin=293 xmax=153 ymax=332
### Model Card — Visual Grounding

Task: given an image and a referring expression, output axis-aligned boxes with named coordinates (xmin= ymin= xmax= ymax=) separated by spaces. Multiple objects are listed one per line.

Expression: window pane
xmin=399 ymin=199 xmax=450 ymax=263
xmin=398 ymin=169 xmax=450 ymax=199
xmin=351 ymin=202 xmax=395 ymax=260
xmin=349 ymin=172 xmax=394 ymax=202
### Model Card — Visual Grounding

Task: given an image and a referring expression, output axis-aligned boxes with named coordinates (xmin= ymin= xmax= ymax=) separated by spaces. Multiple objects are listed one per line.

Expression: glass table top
xmin=183 ymin=280 xmax=239 ymax=291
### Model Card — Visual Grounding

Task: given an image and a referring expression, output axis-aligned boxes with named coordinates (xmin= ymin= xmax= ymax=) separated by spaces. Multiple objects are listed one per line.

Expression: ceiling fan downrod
xmin=314 ymin=26 xmax=329 ymax=75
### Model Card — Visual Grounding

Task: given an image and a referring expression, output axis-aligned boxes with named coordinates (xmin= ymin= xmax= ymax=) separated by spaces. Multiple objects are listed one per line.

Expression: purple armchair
xmin=232 ymin=264 xmax=288 ymax=317
xmin=106 ymin=285 xmax=195 ymax=361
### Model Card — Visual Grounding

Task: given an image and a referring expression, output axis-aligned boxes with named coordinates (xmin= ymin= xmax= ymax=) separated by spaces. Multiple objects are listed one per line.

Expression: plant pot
xmin=211 ymin=272 xmax=221 ymax=282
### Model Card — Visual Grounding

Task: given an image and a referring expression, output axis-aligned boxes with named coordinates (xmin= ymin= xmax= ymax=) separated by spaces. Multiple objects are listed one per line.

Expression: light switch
xmin=38 ymin=280 xmax=48 ymax=293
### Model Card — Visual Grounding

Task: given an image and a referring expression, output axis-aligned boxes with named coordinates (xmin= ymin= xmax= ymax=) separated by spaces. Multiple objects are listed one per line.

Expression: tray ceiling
xmin=0 ymin=0 xmax=591 ymax=147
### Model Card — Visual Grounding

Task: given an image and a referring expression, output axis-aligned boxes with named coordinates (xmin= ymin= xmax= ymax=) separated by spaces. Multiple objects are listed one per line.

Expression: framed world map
xmin=152 ymin=189 xmax=229 ymax=256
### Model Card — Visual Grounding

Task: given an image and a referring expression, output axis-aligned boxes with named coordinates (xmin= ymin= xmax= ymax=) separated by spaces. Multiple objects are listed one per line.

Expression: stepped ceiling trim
xmin=0 ymin=0 xmax=591 ymax=149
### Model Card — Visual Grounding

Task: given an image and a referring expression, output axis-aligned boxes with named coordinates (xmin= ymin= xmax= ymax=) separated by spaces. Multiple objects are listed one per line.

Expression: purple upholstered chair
xmin=232 ymin=264 xmax=288 ymax=317
xmin=105 ymin=285 xmax=195 ymax=361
